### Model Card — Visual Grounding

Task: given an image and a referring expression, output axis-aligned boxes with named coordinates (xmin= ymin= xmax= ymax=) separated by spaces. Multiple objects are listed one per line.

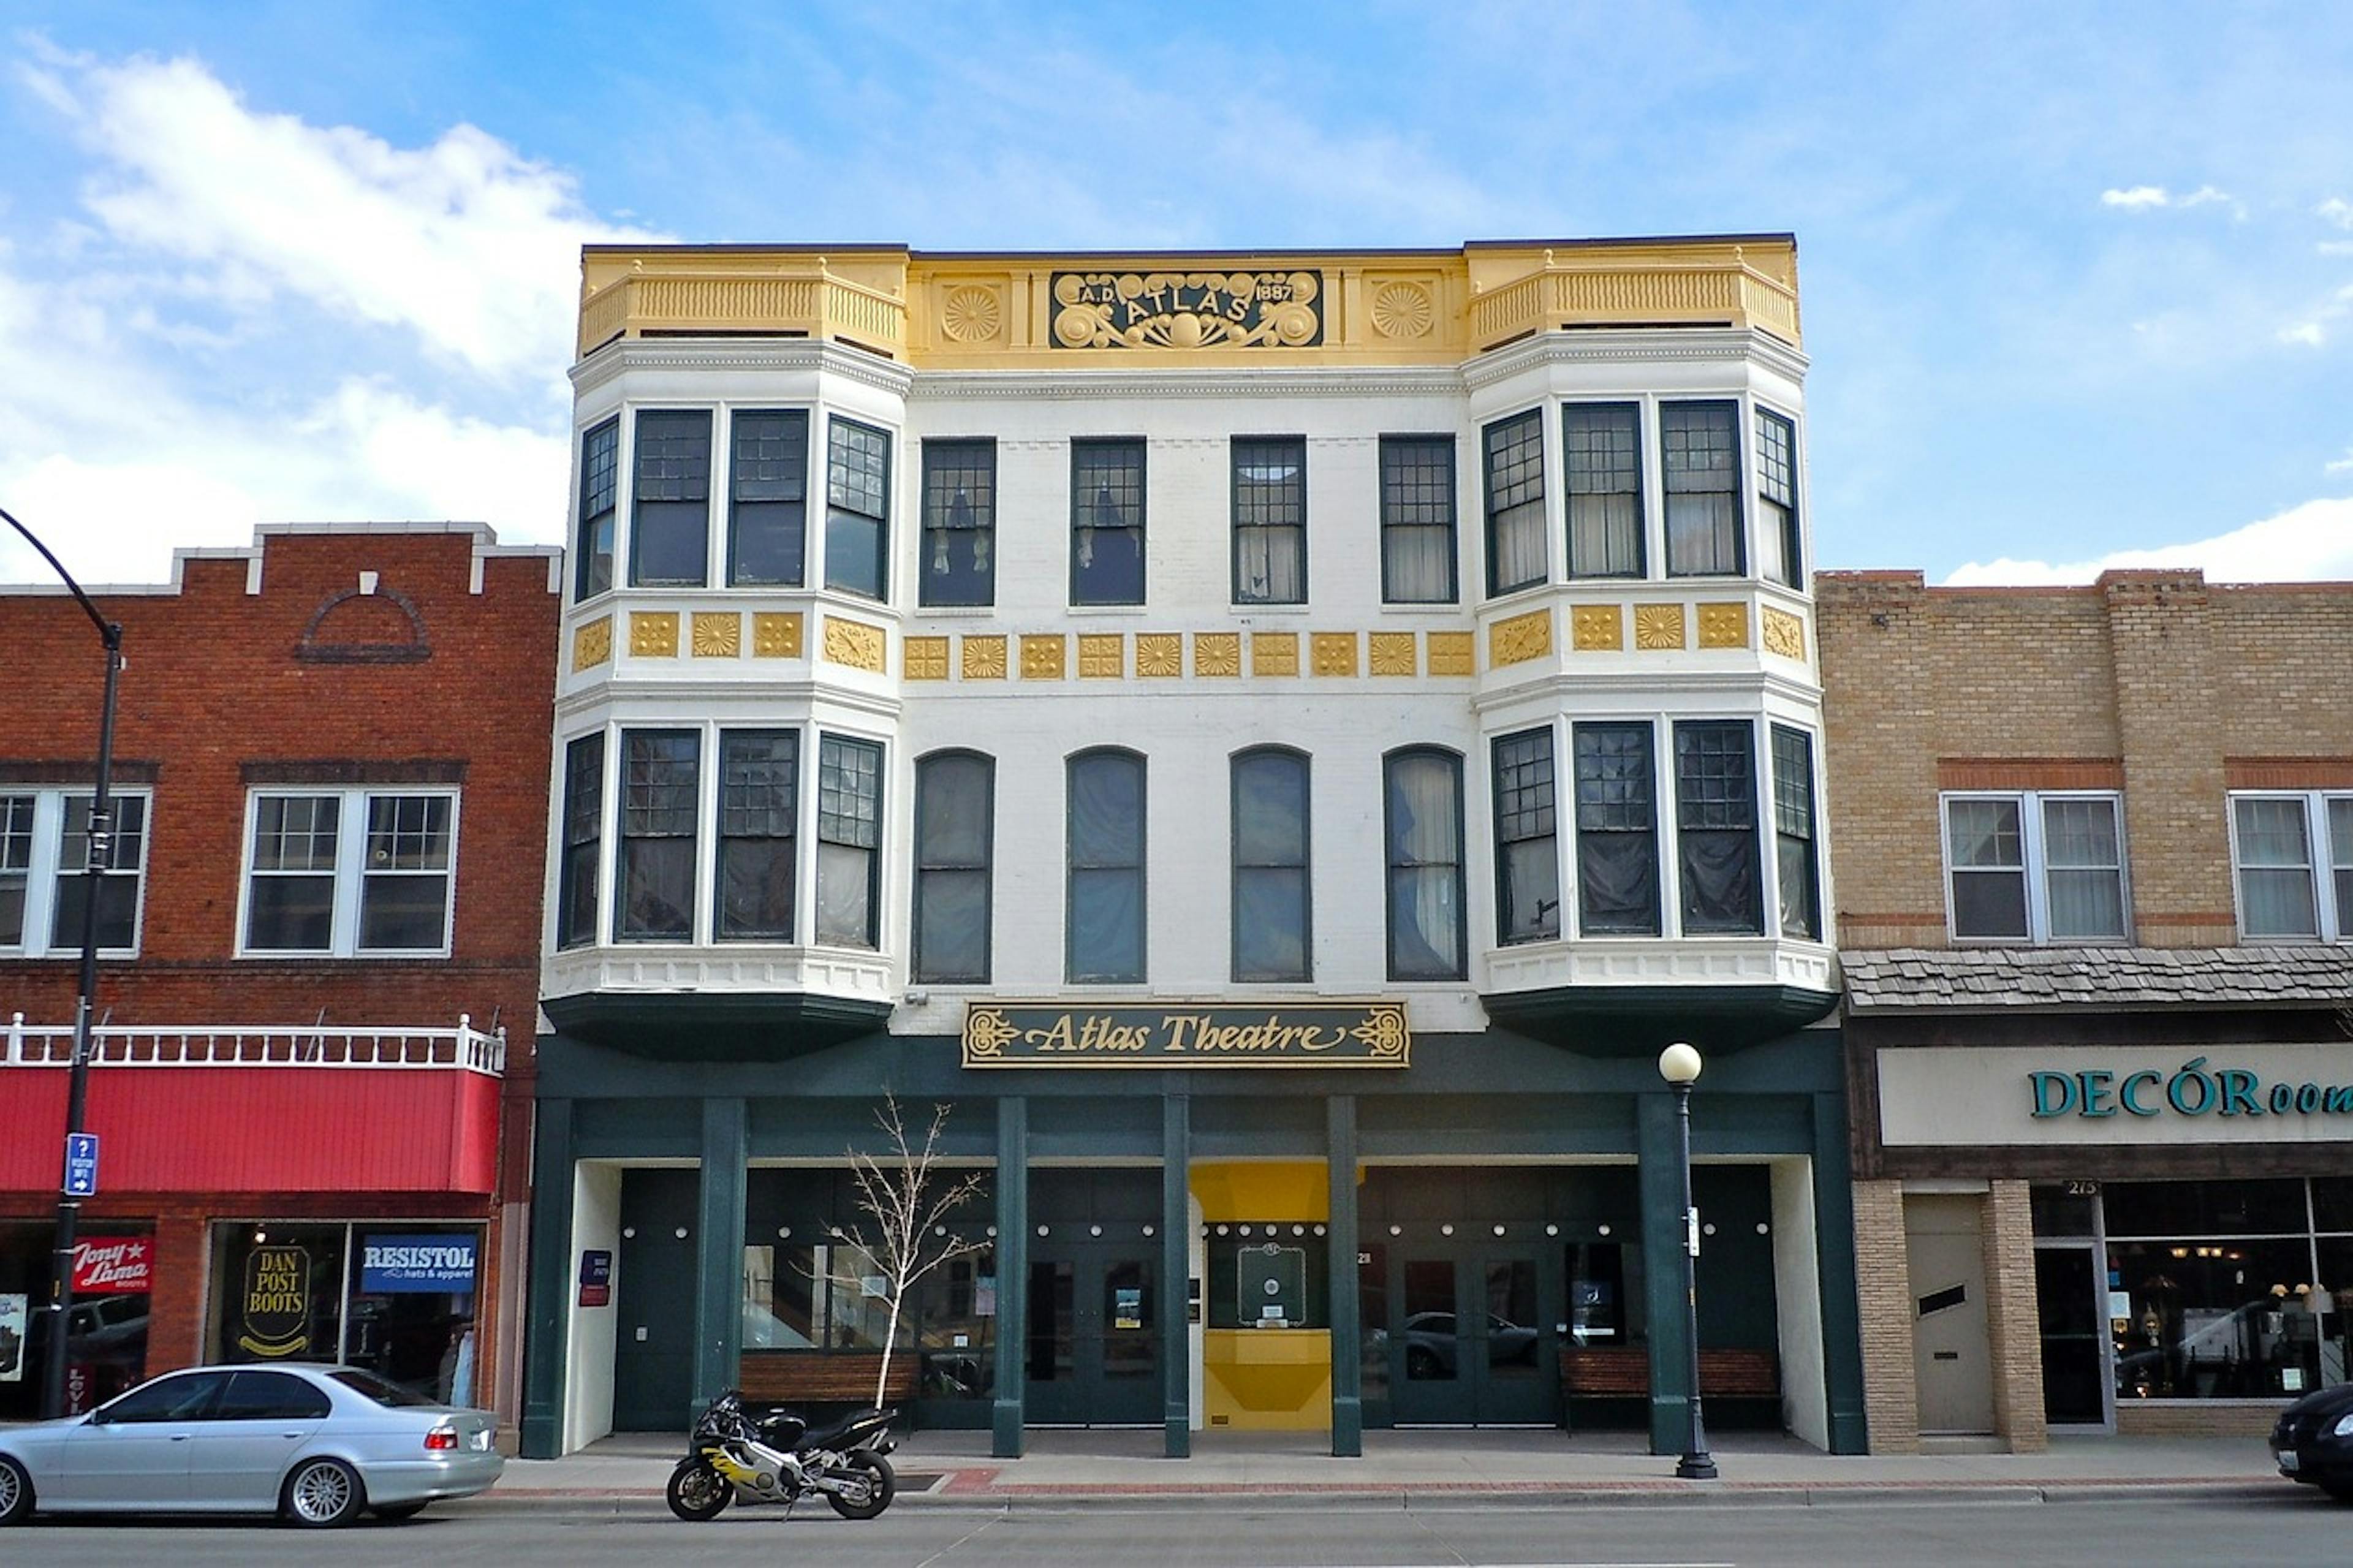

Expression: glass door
xmin=1025 ymin=1251 xmax=1156 ymax=1425
xmin=1390 ymin=1256 xmax=1468 ymax=1424
xmin=2034 ymin=1243 xmax=2112 ymax=1428
xmin=1474 ymin=1253 xmax=1555 ymax=1426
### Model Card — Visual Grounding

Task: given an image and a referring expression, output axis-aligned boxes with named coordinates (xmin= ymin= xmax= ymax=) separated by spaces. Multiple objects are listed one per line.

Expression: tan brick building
xmin=1819 ymin=567 xmax=2353 ymax=1450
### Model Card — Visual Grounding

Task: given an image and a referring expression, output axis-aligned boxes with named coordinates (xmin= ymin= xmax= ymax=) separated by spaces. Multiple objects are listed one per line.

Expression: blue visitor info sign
xmin=63 ymin=1133 xmax=99 ymax=1197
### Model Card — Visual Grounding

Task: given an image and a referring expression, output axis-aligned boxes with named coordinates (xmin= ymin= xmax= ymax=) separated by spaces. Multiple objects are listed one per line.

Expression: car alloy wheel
xmin=283 ymin=1457 xmax=364 ymax=1527
xmin=0 ymin=1454 xmax=30 ymax=1525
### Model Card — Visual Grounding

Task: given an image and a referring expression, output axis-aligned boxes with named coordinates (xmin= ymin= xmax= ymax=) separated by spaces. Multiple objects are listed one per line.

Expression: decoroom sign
xmin=962 ymin=1002 xmax=1409 ymax=1069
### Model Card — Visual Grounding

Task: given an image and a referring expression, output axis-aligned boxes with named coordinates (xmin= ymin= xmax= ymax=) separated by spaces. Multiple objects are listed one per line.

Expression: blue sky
xmin=2 ymin=1 xmax=2349 ymax=586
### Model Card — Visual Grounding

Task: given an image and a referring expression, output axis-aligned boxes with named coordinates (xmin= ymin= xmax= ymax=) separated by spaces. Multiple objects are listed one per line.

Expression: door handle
xmin=170 ymin=1433 xmax=192 ymax=1441
xmin=282 ymin=1431 xmax=303 ymax=1438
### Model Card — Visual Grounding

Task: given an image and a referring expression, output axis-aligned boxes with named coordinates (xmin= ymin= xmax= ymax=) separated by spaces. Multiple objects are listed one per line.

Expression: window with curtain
xmin=1563 ymin=403 xmax=1643 ymax=578
xmin=1379 ymin=436 xmax=1455 ymax=604
xmin=1233 ymin=749 xmax=1310 ymax=981
xmin=717 ymin=730 xmax=796 ymax=941
xmin=921 ymin=440 xmax=996 ymax=607
xmin=1071 ymin=440 xmax=1145 ymax=605
xmin=728 ymin=409 xmax=808 ymax=586
xmin=630 ymin=409 xmax=711 ymax=586
xmin=1233 ymin=437 xmax=1306 ymax=604
xmin=1492 ymin=727 xmax=1560 ymax=943
xmin=2230 ymin=792 xmax=2352 ymax=940
xmin=1067 ymin=750 xmax=1145 ymax=982
xmin=1770 ymin=725 xmax=1820 ymax=940
xmin=1573 ymin=722 xmax=1659 ymax=936
xmin=824 ymin=417 xmax=891 ymax=600
xmin=816 ymin=735 xmax=882 ymax=947
xmin=1384 ymin=749 xmax=1463 ymax=979
xmin=558 ymin=733 xmax=602 ymax=949
xmin=1945 ymin=791 xmax=2128 ymax=942
xmin=1754 ymin=407 xmax=1800 ymax=588
xmin=1483 ymin=411 xmax=1546 ymax=596
xmin=575 ymin=417 xmax=617 ymax=600
xmin=915 ymin=752 xmax=993 ymax=983
xmin=1673 ymin=721 xmax=1762 ymax=934
xmin=618 ymin=730 xmax=699 ymax=941
xmin=1661 ymin=401 xmax=1741 ymax=577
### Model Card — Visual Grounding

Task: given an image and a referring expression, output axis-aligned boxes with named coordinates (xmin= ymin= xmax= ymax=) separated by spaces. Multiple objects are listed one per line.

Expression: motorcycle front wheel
xmin=666 ymin=1458 xmax=731 ymax=1521
xmin=824 ymin=1450 xmax=896 ymax=1520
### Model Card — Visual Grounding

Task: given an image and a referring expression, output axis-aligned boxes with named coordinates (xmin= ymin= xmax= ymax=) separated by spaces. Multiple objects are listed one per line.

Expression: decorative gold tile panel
xmin=691 ymin=612 xmax=740 ymax=659
xmin=962 ymin=634 xmax=1008 ymax=679
xmin=629 ymin=611 xmax=679 ymax=659
xmin=1697 ymin=602 xmax=1749 ymax=649
xmin=1490 ymin=608 xmax=1552 ymax=667
xmin=1077 ymin=633 xmax=1124 ymax=678
xmin=1634 ymin=604 xmax=1686 ymax=650
xmin=1427 ymin=631 xmax=1475 ymax=676
xmin=1252 ymin=631 xmax=1300 ymax=676
xmin=904 ymin=635 xmax=950 ymax=680
xmin=1194 ymin=632 xmax=1241 ymax=676
xmin=822 ymin=615 xmax=887 ymax=673
xmin=752 ymin=612 xmax=804 ymax=659
xmin=572 ymin=616 xmax=613 ymax=672
xmin=1136 ymin=633 xmax=1183 ymax=677
xmin=1020 ymin=634 xmax=1066 ymax=680
xmin=1572 ymin=604 xmax=1623 ymax=651
xmin=1368 ymin=632 xmax=1417 ymax=676
xmin=1311 ymin=632 xmax=1357 ymax=677
xmin=1762 ymin=606 xmax=1807 ymax=661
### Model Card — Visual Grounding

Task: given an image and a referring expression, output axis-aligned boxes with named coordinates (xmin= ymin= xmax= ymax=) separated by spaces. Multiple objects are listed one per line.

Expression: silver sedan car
xmin=0 ymin=1362 xmax=502 ymax=1527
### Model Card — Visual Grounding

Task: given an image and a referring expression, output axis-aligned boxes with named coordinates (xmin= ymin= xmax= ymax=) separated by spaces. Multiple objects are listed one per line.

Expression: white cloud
xmin=2319 ymin=197 xmax=2353 ymax=230
xmin=2280 ymin=322 xmax=2327 ymax=346
xmin=1942 ymin=497 xmax=2353 ymax=586
xmin=2101 ymin=185 xmax=2170 ymax=209
xmin=2099 ymin=183 xmax=2241 ymax=218
xmin=27 ymin=50 xmax=665 ymax=381
xmin=2327 ymin=451 xmax=2353 ymax=476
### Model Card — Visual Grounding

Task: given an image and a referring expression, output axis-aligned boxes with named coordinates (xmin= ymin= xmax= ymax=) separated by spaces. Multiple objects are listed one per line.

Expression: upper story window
xmin=1384 ymin=748 xmax=1464 ymax=980
xmin=617 ymin=730 xmax=699 ymax=942
xmin=1379 ymin=435 xmax=1457 ymax=605
xmin=1483 ymin=410 xmax=1546 ymax=597
xmin=1754 ymin=407 xmax=1801 ymax=589
xmin=729 ymin=409 xmax=809 ymax=588
xmin=242 ymin=789 xmax=455 ymax=956
xmin=557 ymin=735 xmax=602 ymax=950
xmin=1674 ymin=721 xmax=1762 ymax=934
xmin=921 ymin=440 xmax=996 ymax=607
xmin=718 ymin=731 xmax=797 ymax=941
xmin=1662 ymin=401 xmax=1742 ymax=577
xmin=575 ymin=418 xmax=618 ymax=601
xmin=1232 ymin=748 xmax=1310 ymax=982
xmin=815 ymin=735 xmax=882 ymax=948
xmin=1493 ymin=727 xmax=1561 ymax=944
xmin=1067 ymin=749 xmax=1145 ymax=983
xmin=1072 ymin=440 xmax=1145 ymax=606
xmin=824 ymin=417 xmax=891 ymax=601
xmin=1572 ymin=722 xmax=1660 ymax=936
xmin=630 ymin=409 xmax=712 ymax=588
xmin=1770 ymin=725 xmax=1820 ymax=940
xmin=1564 ymin=403 xmax=1643 ymax=578
xmin=1233 ymin=437 xmax=1306 ymax=605
xmin=0 ymin=789 xmax=150 ymax=957
xmin=1943 ymin=792 xmax=2128 ymax=943
xmin=913 ymin=752 xmax=993 ymax=983
xmin=2230 ymin=792 xmax=2352 ymax=941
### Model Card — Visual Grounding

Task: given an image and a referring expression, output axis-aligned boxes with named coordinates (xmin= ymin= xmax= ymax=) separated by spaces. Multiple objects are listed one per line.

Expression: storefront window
xmin=0 ymin=1224 xmax=156 ymax=1417
xmin=210 ymin=1222 xmax=479 ymax=1403
xmin=746 ymin=1241 xmax=901 ymax=1350
xmin=1205 ymin=1226 xmax=1327 ymax=1329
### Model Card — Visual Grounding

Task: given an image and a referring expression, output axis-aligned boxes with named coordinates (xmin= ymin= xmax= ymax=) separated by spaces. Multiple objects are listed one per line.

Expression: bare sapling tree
xmin=836 ymin=1095 xmax=989 ymax=1407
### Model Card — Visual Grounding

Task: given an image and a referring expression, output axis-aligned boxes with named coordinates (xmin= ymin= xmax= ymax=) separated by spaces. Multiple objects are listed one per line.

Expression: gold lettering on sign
xmin=963 ymin=1002 xmax=1411 ymax=1069
xmin=1051 ymin=271 xmax=1324 ymax=350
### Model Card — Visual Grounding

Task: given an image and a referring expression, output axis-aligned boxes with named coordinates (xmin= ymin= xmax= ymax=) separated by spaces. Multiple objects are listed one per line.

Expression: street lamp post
xmin=3 ymin=506 xmax=126 ymax=1420
xmin=1658 ymin=1040 xmax=1717 ymax=1480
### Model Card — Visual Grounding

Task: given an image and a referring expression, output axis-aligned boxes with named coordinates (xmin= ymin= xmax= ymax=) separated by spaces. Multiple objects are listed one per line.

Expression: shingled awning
xmin=1840 ymin=946 xmax=2353 ymax=1013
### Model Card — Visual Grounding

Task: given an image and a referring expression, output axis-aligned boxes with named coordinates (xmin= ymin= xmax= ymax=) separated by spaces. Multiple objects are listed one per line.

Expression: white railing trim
xmin=0 ymin=1017 xmax=504 ymax=1077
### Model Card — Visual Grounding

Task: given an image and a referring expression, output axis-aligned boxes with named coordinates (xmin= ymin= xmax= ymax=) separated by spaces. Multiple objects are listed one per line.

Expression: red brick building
xmin=0 ymin=525 xmax=557 ymax=1433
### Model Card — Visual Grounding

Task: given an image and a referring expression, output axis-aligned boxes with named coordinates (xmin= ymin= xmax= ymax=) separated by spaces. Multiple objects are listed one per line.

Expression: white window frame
xmin=236 ymin=787 xmax=460 ymax=958
xmin=0 ymin=787 xmax=153 ymax=958
xmin=2227 ymin=790 xmax=2351 ymax=942
xmin=1939 ymin=789 xmax=2131 ymax=945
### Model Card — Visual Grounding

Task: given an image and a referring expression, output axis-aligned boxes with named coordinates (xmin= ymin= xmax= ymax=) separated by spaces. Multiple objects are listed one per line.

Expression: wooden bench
xmin=738 ymin=1351 xmax=919 ymax=1406
xmin=1559 ymin=1347 xmax=1780 ymax=1399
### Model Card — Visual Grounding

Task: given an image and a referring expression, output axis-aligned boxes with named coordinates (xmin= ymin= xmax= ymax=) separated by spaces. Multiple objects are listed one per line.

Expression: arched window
xmin=914 ymin=752 xmax=994 ymax=983
xmin=1233 ymin=748 xmax=1310 ymax=982
xmin=1384 ymin=748 xmax=1463 ymax=980
xmin=1067 ymin=749 xmax=1146 ymax=983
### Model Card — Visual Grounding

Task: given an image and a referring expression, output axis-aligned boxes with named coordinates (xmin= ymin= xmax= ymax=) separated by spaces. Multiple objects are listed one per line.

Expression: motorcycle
xmin=665 ymin=1389 xmax=899 ymax=1522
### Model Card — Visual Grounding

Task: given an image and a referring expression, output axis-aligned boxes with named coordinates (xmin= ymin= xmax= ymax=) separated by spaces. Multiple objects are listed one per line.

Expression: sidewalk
xmin=486 ymin=1427 xmax=2290 ymax=1510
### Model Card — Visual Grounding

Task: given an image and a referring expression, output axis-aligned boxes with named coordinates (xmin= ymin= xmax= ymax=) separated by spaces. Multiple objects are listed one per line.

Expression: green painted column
xmin=991 ymin=1096 xmax=1028 ymax=1458
xmin=519 ymin=1097 xmax=574 ymax=1459
xmin=1637 ymin=1089 xmax=1692 ymax=1456
xmin=1162 ymin=1093 xmax=1191 ymax=1458
xmin=691 ymin=1097 xmax=748 ymax=1415
xmin=1813 ymin=1089 xmax=1870 ymax=1453
xmin=1327 ymin=1094 xmax=1362 ymax=1457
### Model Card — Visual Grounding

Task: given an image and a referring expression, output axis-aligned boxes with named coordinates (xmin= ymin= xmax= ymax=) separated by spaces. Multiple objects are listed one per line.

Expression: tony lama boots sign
xmin=962 ymin=1002 xmax=1409 ymax=1069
